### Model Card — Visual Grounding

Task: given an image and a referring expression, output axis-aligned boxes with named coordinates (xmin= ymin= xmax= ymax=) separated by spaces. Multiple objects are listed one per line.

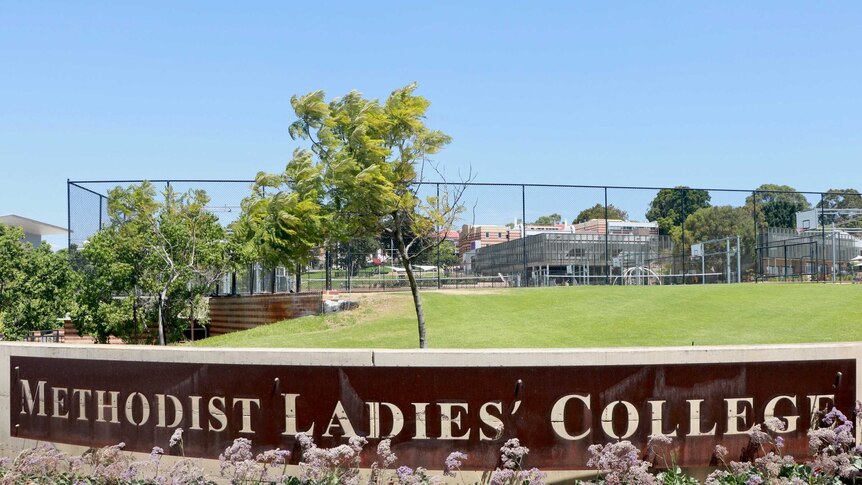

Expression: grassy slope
xmin=191 ymin=284 xmax=862 ymax=349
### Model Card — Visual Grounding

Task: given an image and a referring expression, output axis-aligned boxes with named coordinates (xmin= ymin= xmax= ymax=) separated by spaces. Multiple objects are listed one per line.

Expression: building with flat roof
xmin=457 ymin=224 xmax=521 ymax=255
xmin=466 ymin=219 xmax=668 ymax=284
xmin=572 ymin=219 xmax=659 ymax=236
xmin=471 ymin=231 xmax=673 ymax=284
xmin=0 ymin=214 xmax=68 ymax=248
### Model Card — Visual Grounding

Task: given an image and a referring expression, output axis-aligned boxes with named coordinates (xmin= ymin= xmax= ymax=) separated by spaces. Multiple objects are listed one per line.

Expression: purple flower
xmin=444 ymin=451 xmax=467 ymax=476
xmin=764 ymin=417 xmax=786 ymax=433
xmin=256 ymin=448 xmax=290 ymax=465
xmin=748 ymin=425 xmax=771 ymax=445
xmin=376 ymin=439 xmax=397 ymax=469
xmin=169 ymin=428 xmax=183 ymax=448
xmin=500 ymin=438 xmax=530 ymax=470
xmin=396 ymin=465 xmax=414 ymax=480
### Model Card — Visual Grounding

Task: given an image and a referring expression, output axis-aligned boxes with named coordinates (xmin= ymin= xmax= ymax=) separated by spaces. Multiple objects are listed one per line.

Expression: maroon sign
xmin=10 ymin=356 xmax=855 ymax=470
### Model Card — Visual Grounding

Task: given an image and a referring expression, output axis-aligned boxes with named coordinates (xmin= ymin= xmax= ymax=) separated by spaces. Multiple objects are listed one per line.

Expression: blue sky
xmin=1 ymin=2 xmax=860 ymax=247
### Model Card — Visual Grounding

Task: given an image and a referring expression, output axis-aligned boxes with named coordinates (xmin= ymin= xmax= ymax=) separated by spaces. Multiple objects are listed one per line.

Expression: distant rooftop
xmin=0 ymin=214 xmax=68 ymax=236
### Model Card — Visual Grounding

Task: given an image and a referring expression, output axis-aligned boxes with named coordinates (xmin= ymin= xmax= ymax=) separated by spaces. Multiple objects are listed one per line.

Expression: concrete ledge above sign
xmin=1 ymin=342 xmax=859 ymax=471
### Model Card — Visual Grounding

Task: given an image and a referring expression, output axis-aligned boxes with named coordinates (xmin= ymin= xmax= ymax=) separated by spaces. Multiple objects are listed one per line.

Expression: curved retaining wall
xmin=1 ymin=342 xmax=859 ymax=471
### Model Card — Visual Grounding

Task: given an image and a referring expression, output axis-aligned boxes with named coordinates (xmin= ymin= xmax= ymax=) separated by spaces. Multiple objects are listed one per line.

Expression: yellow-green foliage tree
xmin=239 ymin=84 xmax=465 ymax=348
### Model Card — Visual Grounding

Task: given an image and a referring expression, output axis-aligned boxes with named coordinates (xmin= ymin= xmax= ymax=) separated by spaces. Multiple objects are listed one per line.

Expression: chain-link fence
xmin=68 ymin=179 xmax=862 ymax=292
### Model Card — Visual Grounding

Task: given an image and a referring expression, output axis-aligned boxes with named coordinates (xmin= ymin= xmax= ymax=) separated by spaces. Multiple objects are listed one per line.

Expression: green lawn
xmin=191 ymin=284 xmax=862 ymax=349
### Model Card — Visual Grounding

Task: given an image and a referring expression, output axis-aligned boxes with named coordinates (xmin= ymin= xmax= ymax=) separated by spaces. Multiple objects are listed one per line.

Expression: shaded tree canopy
xmin=646 ymin=187 xmax=711 ymax=234
xmin=746 ymin=184 xmax=811 ymax=229
xmin=818 ymin=188 xmax=862 ymax=209
xmin=682 ymin=205 xmax=754 ymax=244
xmin=574 ymin=204 xmax=628 ymax=224
xmin=0 ymin=223 xmax=75 ymax=340
xmin=73 ymin=182 xmax=233 ymax=344
xmin=673 ymin=205 xmax=755 ymax=262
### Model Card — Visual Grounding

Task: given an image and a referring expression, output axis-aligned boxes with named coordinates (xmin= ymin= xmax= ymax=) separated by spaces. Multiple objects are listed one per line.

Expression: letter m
xmin=20 ymin=380 xmax=47 ymax=416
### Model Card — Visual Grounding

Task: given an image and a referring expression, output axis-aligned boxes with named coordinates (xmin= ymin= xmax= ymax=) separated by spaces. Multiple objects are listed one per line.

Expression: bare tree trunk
xmin=394 ymin=219 xmax=427 ymax=348
xmin=157 ymin=290 xmax=167 ymax=346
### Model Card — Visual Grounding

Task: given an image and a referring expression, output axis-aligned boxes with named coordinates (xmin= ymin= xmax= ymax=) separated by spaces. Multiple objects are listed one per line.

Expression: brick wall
xmin=208 ymin=292 xmax=323 ymax=336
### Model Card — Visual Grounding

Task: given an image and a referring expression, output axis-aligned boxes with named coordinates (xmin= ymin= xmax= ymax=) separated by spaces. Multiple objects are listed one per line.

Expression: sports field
xmin=192 ymin=284 xmax=862 ymax=349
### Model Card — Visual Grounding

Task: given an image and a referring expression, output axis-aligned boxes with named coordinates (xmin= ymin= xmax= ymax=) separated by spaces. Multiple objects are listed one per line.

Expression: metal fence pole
xmin=820 ymin=193 xmax=826 ymax=283
xmin=249 ymin=264 xmax=255 ymax=295
xmin=682 ymin=188 xmax=687 ymax=285
xmin=725 ymin=238 xmax=731 ymax=283
xmin=99 ymin=195 xmax=104 ymax=230
xmin=604 ymin=187 xmax=609 ymax=285
xmin=753 ymin=191 xmax=758 ymax=283
xmin=66 ymin=180 xmax=71 ymax=249
xmin=436 ymin=183 xmax=441 ymax=290
xmin=347 ymin=242 xmax=352 ymax=293
xmin=521 ymin=185 xmax=527 ymax=286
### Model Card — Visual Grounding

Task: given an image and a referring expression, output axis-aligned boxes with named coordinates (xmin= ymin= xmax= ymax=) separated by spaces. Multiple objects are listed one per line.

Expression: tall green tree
xmin=573 ymin=204 xmax=628 ymax=224
xmin=248 ymin=83 xmax=465 ymax=348
xmin=232 ymin=150 xmax=327 ymax=288
xmin=74 ymin=183 xmax=232 ymax=345
xmin=646 ymin=187 xmax=711 ymax=235
xmin=148 ymin=186 xmax=232 ymax=345
xmin=676 ymin=205 xmax=756 ymax=272
xmin=746 ymin=184 xmax=811 ymax=229
xmin=72 ymin=226 xmax=148 ymax=343
xmin=0 ymin=224 xmax=75 ymax=340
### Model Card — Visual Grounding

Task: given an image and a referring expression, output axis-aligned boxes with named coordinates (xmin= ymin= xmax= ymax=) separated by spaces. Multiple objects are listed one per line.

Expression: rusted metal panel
xmin=208 ymin=293 xmax=322 ymax=335
xmin=10 ymin=357 xmax=854 ymax=470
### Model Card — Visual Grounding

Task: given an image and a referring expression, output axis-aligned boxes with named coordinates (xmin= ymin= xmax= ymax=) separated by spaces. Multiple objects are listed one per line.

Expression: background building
xmin=470 ymin=219 xmax=671 ymax=285
xmin=0 ymin=214 xmax=68 ymax=248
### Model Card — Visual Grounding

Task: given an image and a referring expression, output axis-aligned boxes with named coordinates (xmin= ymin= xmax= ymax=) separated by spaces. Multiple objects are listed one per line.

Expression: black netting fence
xmin=68 ymin=180 xmax=862 ymax=292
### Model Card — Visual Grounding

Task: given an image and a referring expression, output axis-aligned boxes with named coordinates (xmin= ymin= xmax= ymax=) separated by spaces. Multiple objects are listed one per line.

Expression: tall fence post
xmin=325 ymin=248 xmax=331 ymax=291
xmin=604 ymin=187 xmax=609 ymax=285
xmin=436 ymin=183 xmax=441 ymax=290
xmin=753 ymin=191 xmax=758 ymax=283
xmin=681 ymin=188 xmax=687 ymax=285
xmin=347 ymin=241 xmax=352 ymax=293
xmin=820 ymin=193 xmax=826 ymax=283
xmin=66 ymin=179 xmax=71 ymax=250
xmin=521 ymin=185 xmax=527 ymax=287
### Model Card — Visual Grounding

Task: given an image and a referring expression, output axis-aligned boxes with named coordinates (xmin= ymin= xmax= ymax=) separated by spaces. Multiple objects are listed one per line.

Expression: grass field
xmin=191 ymin=284 xmax=862 ymax=349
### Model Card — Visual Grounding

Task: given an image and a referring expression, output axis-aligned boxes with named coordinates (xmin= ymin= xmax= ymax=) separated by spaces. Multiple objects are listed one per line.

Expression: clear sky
xmin=1 ymin=2 xmax=860 ymax=247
